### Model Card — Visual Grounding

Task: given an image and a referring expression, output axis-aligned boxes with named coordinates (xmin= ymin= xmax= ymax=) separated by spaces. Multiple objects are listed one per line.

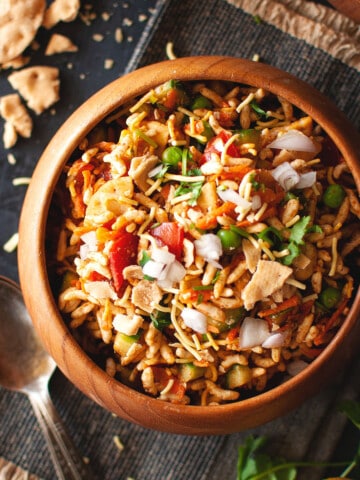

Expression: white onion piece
xmin=239 ymin=317 xmax=271 ymax=349
xmin=271 ymin=162 xmax=300 ymax=191
xmin=148 ymin=163 xmax=163 ymax=178
xmin=80 ymin=231 xmax=98 ymax=259
xmin=151 ymin=247 xmax=175 ymax=265
xmin=267 ymin=130 xmax=317 ymax=153
xmin=181 ymin=308 xmax=208 ymax=334
xmin=286 ymin=359 xmax=309 ymax=377
xmin=212 ymin=136 xmax=225 ymax=152
xmin=159 ymin=259 xmax=186 ymax=283
xmin=262 ymin=331 xmax=286 ymax=349
xmin=84 ymin=281 xmax=117 ymax=300
xmin=194 ymin=234 xmax=223 ymax=264
xmin=217 ymin=188 xmax=252 ymax=209
xmin=81 ymin=231 xmax=97 ymax=245
xmin=142 ymin=259 xmax=166 ymax=279
xmin=295 ymin=171 xmax=317 ymax=189
xmin=251 ymin=194 xmax=262 ymax=210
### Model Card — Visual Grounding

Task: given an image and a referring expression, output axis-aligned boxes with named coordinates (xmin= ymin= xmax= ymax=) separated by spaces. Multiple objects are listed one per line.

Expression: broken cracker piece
xmin=0 ymin=0 xmax=46 ymax=64
xmin=241 ymin=260 xmax=293 ymax=310
xmin=0 ymin=93 xmax=33 ymax=147
xmin=42 ymin=0 xmax=80 ymax=29
xmin=8 ymin=66 xmax=60 ymax=115
xmin=3 ymin=121 xmax=18 ymax=149
xmin=45 ymin=33 xmax=78 ymax=55
xmin=1 ymin=55 xmax=31 ymax=71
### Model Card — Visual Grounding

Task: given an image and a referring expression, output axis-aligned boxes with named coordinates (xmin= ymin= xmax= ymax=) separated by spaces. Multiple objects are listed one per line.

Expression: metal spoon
xmin=0 ymin=276 xmax=96 ymax=480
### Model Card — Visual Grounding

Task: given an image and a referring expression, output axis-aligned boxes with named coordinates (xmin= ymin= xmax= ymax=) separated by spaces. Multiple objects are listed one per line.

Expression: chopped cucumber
xmin=226 ymin=364 xmax=252 ymax=389
xmin=114 ymin=331 xmax=141 ymax=356
xmin=178 ymin=362 xmax=206 ymax=383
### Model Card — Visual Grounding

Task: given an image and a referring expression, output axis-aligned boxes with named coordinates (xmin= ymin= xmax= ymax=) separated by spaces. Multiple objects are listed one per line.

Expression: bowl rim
xmin=18 ymin=56 xmax=360 ymax=433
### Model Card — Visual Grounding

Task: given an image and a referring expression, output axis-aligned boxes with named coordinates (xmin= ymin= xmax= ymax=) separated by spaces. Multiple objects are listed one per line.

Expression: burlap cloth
xmin=0 ymin=1 xmax=359 ymax=479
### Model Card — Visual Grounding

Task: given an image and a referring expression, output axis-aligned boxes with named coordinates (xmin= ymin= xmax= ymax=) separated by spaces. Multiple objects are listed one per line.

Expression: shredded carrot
xmin=227 ymin=326 xmax=240 ymax=342
xmin=258 ymin=295 xmax=300 ymax=318
xmin=299 ymin=344 xmax=324 ymax=359
xmin=313 ymin=298 xmax=348 ymax=346
xmin=195 ymin=201 xmax=236 ymax=230
xmin=219 ymin=165 xmax=252 ymax=180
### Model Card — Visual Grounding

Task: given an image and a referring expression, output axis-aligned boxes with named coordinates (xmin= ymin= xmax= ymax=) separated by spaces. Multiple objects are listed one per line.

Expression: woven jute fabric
xmin=129 ymin=0 xmax=360 ymax=131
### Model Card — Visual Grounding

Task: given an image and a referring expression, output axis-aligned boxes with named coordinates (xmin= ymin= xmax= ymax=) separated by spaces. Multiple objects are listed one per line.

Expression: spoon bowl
xmin=0 ymin=276 xmax=55 ymax=393
xmin=0 ymin=276 xmax=95 ymax=480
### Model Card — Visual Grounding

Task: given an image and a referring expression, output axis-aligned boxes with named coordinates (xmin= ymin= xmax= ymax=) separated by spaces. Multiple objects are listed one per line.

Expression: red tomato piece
xmin=200 ymin=131 xmax=240 ymax=164
xmin=151 ymin=222 xmax=184 ymax=260
xmin=109 ymin=232 xmax=139 ymax=295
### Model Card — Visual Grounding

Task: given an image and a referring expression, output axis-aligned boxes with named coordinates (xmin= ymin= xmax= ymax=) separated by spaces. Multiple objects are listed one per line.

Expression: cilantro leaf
xmin=338 ymin=400 xmax=360 ymax=429
xmin=289 ymin=216 xmax=310 ymax=245
xmin=282 ymin=242 xmax=300 ymax=266
xmin=139 ymin=250 xmax=154 ymax=281
xmin=237 ymin=435 xmax=297 ymax=480
xmin=281 ymin=216 xmax=321 ymax=266
xmin=150 ymin=310 xmax=171 ymax=331
xmin=250 ymin=101 xmax=268 ymax=119
xmin=174 ymin=168 xmax=204 ymax=206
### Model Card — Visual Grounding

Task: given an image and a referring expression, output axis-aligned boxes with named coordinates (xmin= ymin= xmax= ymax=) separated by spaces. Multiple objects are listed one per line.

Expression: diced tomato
xmin=109 ymin=231 xmax=139 ymax=296
xmin=152 ymin=367 xmax=186 ymax=400
xmin=162 ymin=86 xmax=188 ymax=111
xmin=151 ymin=222 xmax=184 ymax=260
xmin=200 ymin=131 xmax=240 ymax=165
xmin=88 ymin=271 xmax=108 ymax=282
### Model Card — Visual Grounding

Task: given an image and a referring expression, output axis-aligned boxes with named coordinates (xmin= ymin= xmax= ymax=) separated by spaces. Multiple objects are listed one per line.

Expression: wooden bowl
xmin=18 ymin=56 xmax=360 ymax=435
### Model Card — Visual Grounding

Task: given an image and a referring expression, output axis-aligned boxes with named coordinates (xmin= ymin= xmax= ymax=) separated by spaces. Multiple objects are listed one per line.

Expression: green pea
xmin=323 ymin=184 xmax=346 ymax=209
xmin=162 ymin=146 xmax=182 ymax=167
xmin=191 ymin=95 xmax=213 ymax=110
xmin=319 ymin=286 xmax=341 ymax=309
xmin=217 ymin=228 xmax=242 ymax=252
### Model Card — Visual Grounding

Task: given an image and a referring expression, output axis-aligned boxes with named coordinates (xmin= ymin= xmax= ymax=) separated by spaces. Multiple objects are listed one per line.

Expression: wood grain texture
xmin=327 ymin=0 xmax=360 ymax=22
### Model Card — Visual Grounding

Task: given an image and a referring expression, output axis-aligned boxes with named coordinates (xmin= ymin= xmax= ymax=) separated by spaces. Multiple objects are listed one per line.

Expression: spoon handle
xmin=28 ymin=390 xmax=96 ymax=480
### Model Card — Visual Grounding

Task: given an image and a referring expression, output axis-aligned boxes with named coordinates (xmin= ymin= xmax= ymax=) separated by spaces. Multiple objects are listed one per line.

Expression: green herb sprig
xmin=237 ymin=400 xmax=360 ymax=480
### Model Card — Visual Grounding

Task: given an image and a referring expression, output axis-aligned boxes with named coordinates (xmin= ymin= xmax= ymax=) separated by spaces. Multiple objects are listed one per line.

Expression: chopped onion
xmin=271 ymin=162 xmax=317 ymax=191
xmin=152 ymin=247 xmax=175 ymax=265
xmin=142 ymin=259 xmax=166 ymax=279
xmin=239 ymin=317 xmax=271 ymax=349
xmin=194 ymin=234 xmax=223 ymax=265
xmin=181 ymin=307 xmax=208 ymax=334
xmin=262 ymin=331 xmax=286 ymax=348
xmin=251 ymin=194 xmax=262 ymax=210
xmin=159 ymin=259 xmax=186 ymax=284
xmin=267 ymin=130 xmax=317 ymax=153
xmin=286 ymin=359 xmax=309 ymax=377
xmin=148 ymin=163 xmax=163 ymax=178
xmin=142 ymin=247 xmax=185 ymax=288
xmin=79 ymin=231 xmax=98 ymax=259
xmin=217 ymin=187 xmax=252 ymax=209
xmin=212 ymin=136 xmax=225 ymax=152
xmin=84 ymin=281 xmax=117 ymax=300
xmin=271 ymin=162 xmax=300 ymax=191
xmin=295 ymin=171 xmax=317 ymax=189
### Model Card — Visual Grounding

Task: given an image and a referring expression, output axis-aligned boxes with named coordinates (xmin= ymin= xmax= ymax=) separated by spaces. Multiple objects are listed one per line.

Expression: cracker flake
xmin=8 ymin=66 xmax=60 ymax=115
xmin=42 ymin=0 xmax=80 ymax=29
xmin=0 ymin=0 xmax=46 ymax=64
xmin=45 ymin=33 xmax=78 ymax=55
xmin=0 ymin=93 xmax=33 ymax=147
